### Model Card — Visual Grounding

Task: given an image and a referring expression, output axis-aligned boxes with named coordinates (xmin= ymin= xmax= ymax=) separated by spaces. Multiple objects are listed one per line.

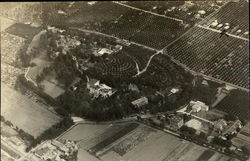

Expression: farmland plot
xmin=1 ymin=83 xmax=61 ymax=138
xmin=200 ymin=1 xmax=249 ymax=39
xmin=100 ymin=125 xmax=231 ymax=161
xmin=58 ymin=122 xmax=139 ymax=152
xmin=130 ymin=16 xmax=187 ymax=49
xmin=166 ymin=26 xmax=249 ymax=88
xmin=215 ymin=89 xmax=249 ymax=120
xmin=5 ymin=23 xmax=42 ymax=39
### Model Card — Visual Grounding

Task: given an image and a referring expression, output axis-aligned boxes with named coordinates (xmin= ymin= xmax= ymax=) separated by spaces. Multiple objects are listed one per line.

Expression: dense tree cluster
xmin=191 ymin=83 xmax=217 ymax=105
xmin=212 ymin=136 xmax=232 ymax=148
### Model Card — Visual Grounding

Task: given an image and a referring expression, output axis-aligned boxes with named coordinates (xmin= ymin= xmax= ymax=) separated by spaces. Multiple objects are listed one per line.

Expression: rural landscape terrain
xmin=1 ymin=1 xmax=249 ymax=161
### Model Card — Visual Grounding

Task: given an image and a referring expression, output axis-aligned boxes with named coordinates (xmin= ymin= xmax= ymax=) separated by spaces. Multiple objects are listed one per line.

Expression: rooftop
xmin=185 ymin=119 xmax=202 ymax=130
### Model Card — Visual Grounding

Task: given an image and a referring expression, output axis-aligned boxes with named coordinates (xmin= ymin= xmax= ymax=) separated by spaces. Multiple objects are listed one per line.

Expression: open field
xmin=200 ymin=1 xmax=249 ymax=39
xmin=166 ymin=26 xmax=249 ymax=89
xmin=1 ymin=83 xmax=61 ymax=138
xmin=215 ymin=89 xmax=249 ymax=121
xmin=58 ymin=122 xmax=235 ymax=161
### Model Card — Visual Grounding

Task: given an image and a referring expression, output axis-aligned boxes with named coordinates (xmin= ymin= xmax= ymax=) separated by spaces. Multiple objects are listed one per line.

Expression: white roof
xmin=98 ymin=83 xmax=112 ymax=90
xmin=170 ymin=88 xmax=179 ymax=93
xmin=217 ymin=24 xmax=223 ymax=28
xmin=211 ymin=20 xmax=218 ymax=27
xmin=224 ymin=26 xmax=230 ymax=30
xmin=185 ymin=119 xmax=202 ymax=130
xmin=58 ymin=10 xmax=67 ymax=15
xmin=98 ymin=48 xmax=113 ymax=55
xmin=198 ymin=10 xmax=206 ymax=15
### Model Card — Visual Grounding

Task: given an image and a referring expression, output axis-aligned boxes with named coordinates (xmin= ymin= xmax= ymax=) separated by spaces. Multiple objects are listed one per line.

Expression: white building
xmin=86 ymin=76 xmax=116 ymax=98
xmin=170 ymin=88 xmax=179 ymax=94
xmin=192 ymin=104 xmax=201 ymax=113
xmin=96 ymin=48 xmax=113 ymax=56
xmin=190 ymin=100 xmax=209 ymax=112
xmin=131 ymin=97 xmax=148 ymax=108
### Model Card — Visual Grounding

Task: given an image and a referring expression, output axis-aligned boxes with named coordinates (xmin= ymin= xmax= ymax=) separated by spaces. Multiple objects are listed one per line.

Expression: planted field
xmin=58 ymin=122 xmax=139 ymax=153
xmin=5 ymin=23 xmax=42 ymax=39
xmin=89 ymin=123 xmax=139 ymax=154
xmin=130 ymin=15 xmax=185 ymax=49
xmin=100 ymin=124 xmax=230 ymax=161
xmin=200 ymin=1 xmax=249 ymax=38
xmin=59 ymin=122 xmax=237 ymax=161
xmin=138 ymin=54 xmax=192 ymax=88
xmin=1 ymin=83 xmax=61 ymax=138
xmin=215 ymin=89 xmax=249 ymax=121
xmin=112 ymin=125 xmax=156 ymax=156
xmin=122 ymin=44 xmax=156 ymax=69
xmin=1 ymin=32 xmax=26 ymax=65
xmin=49 ymin=2 xmax=188 ymax=49
xmin=124 ymin=1 xmax=225 ymax=24
xmin=94 ymin=53 xmax=137 ymax=79
xmin=166 ymin=26 xmax=249 ymax=88
xmin=61 ymin=2 xmax=132 ymax=30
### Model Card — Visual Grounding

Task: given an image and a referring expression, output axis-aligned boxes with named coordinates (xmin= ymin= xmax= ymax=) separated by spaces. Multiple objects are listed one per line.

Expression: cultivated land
xmin=200 ymin=1 xmax=249 ymax=39
xmin=1 ymin=83 xmax=61 ymax=138
xmin=215 ymin=89 xmax=249 ymax=121
xmin=123 ymin=1 xmax=226 ymax=24
xmin=0 ymin=1 xmax=249 ymax=160
xmin=165 ymin=26 xmax=249 ymax=89
xmin=58 ymin=122 xmax=236 ymax=161
xmin=47 ymin=2 xmax=190 ymax=49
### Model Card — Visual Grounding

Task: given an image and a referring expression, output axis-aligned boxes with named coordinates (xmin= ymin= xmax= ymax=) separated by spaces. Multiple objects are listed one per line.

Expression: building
xmin=96 ymin=48 xmax=113 ymax=56
xmin=86 ymin=76 xmax=116 ymax=98
xmin=214 ymin=119 xmax=227 ymax=132
xmin=190 ymin=100 xmax=209 ymax=112
xmin=223 ymin=119 xmax=242 ymax=135
xmin=131 ymin=97 xmax=148 ymax=108
xmin=170 ymin=87 xmax=180 ymax=94
xmin=185 ymin=119 xmax=202 ymax=131
xmin=192 ymin=104 xmax=201 ymax=113
xmin=169 ymin=115 xmax=184 ymax=129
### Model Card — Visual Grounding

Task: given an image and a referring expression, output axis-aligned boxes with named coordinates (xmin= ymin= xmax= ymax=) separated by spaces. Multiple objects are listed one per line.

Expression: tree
xmin=242 ymin=145 xmax=250 ymax=156
xmin=212 ymin=136 xmax=232 ymax=148
xmin=198 ymin=132 xmax=207 ymax=140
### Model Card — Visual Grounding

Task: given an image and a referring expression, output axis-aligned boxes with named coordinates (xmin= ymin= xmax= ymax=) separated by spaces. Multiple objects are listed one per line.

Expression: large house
xmin=185 ymin=119 xmax=202 ymax=131
xmin=86 ymin=76 xmax=116 ymax=98
xmin=214 ymin=119 xmax=227 ymax=132
xmin=168 ymin=115 xmax=184 ymax=130
xmin=190 ymin=100 xmax=209 ymax=112
xmin=131 ymin=97 xmax=148 ymax=108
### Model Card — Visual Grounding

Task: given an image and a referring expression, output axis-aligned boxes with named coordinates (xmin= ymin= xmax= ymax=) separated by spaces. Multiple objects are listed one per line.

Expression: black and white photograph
xmin=0 ymin=1 xmax=249 ymax=161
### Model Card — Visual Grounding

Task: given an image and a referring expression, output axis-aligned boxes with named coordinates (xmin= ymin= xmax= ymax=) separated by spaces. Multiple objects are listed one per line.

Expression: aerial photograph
xmin=0 ymin=1 xmax=249 ymax=161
